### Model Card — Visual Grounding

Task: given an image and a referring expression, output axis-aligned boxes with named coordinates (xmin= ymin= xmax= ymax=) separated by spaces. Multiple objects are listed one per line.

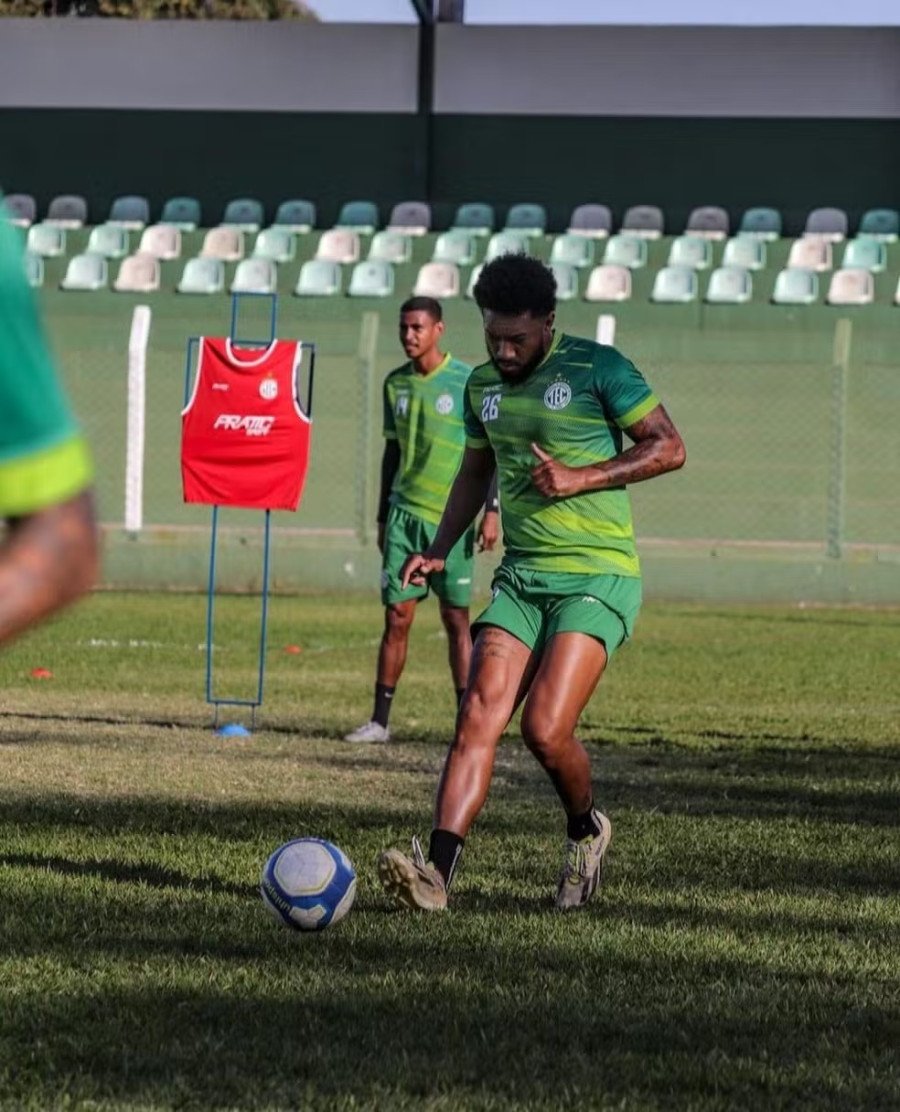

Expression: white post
xmin=124 ymin=305 xmax=151 ymax=533
xmin=596 ymin=314 xmax=616 ymax=346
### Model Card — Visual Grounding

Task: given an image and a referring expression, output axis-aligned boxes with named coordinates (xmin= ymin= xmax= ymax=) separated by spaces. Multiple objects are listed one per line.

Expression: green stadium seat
xmin=348 ymin=260 xmax=395 ymax=298
xmin=603 ymin=235 xmax=647 ymax=269
xmin=622 ymin=204 xmax=663 ymax=239
xmin=413 ymin=262 xmax=460 ymax=299
xmin=108 ymin=195 xmax=149 ymax=229
xmin=316 ymin=229 xmax=360 ymax=264
xmin=253 ymin=228 xmax=297 ymax=263
xmin=549 ymin=262 xmax=578 ymax=301
xmin=705 ymin=266 xmax=752 ymax=304
xmin=722 ymin=235 xmax=766 ymax=270
xmin=388 ymin=201 xmax=431 ymax=236
xmin=788 ymin=238 xmax=832 ymax=271
xmin=432 ymin=230 xmax=477 ymax=266
xmin=4 ymin=193 xmax=36 ymax=228
xmin=826 ymin=268 xmax=874 ymax=306
xmin=160 ymin=196 xmax=201 ymax=231
xmin=804 ymin=207 xmax=847 ymax=242
xmin=550 ymin=234 xmax=595 ymax=269
xmin=504 ymin=203 xmax=547 ymax=236
xmin=738 ymin=207 xmax=781 ymax=240
xmin=26 ymin=223 xmax=66 ymax=258
xmin=841 ymin=238 xmax=886 ymax=273
xmin=139 ymin=224 xmax=182 ymax=260
xmin=114 ymin=253 xmax=160 ymax=293
xmin=685 ymin=206 xmax=729 ymax=240
xmin=223 ymin=198 xmax=264 ymax=233
xmin=369 ymin=230 xmax=412 ymax=264
xmin=772 ymin=267 xmax=818 ymax=305
xmin=46 ymin=194 xmax=87 ymax=228
xmin=61 ymin=253 xmax=108 ymax=291
xmin=87 ymin=224 xmax=130 ymax=259
xmin=567 ymin=204 xmax=611 ymax=239
xmin=336 ymin=200 xmax=378 ymax=234
xmin=23 ymin=250 xmax=43 ymax=289
xmin=465 ymin=264 xmax=483 ymax=299
xmin=584 ymin=264 xmax=631 ymax=303
xmin=486 ymin=231 xmax=530 ymax=260
xmin=201 ymin=226 xmax=245 ymax=262
xmin=858 ymin=208 xmax=898 ymax=243
xmin=452 ymin=202 xmax=495 ymax=237
xmin=274 ymin=199 xmax=316 ymax=232
xmin=668 ymin=235 xmax=713 ymax=270
xmin=177 ymin=257 xmax=225 ymax=295
xmin=231 ymin=258 xmax=278 ymax=295
xmin=295 ymin=259 xmax=342 ymax=297
xmin=651 ymin=266 xmax=698 ymax=303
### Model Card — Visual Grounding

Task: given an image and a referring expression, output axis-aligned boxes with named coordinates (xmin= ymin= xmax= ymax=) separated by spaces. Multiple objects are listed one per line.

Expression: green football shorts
xmin=381 ymin=506 xmax=475 ymax=608
xmin=472 ymin=564 xmax=642 ymax=657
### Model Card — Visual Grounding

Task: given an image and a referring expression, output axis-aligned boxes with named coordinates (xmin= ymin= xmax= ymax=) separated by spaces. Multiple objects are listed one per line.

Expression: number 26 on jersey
xmin=481 ymin=392 xmax=501 ymax=422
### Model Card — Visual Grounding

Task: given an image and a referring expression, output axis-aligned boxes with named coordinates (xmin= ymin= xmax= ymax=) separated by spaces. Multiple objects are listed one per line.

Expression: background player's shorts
xmin=472 ymin=564 xmax=642 ymax=658
xmin=381 ymin=506 xmax=475 ymax=608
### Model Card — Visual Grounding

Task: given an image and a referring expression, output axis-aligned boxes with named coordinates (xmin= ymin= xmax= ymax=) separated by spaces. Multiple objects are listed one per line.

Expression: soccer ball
xmin=260 ymin=838 xmax=357 ymax=931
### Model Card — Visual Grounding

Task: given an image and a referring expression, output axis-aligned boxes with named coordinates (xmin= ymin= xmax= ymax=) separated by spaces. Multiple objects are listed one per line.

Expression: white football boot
xmin=344 ymin=720 xmax=390 ymax=744
xmin=555 ymin=810 xmax=612 ymax=911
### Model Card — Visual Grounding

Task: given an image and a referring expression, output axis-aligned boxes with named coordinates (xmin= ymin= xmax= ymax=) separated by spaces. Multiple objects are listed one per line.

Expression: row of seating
xmin=6 ymin=191 xmax=899 ymax=242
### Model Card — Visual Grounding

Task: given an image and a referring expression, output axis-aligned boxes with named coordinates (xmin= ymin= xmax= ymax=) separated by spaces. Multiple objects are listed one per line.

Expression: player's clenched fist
xmin=530 ymin=443 xmax=585 ymax=497
xmin=400 ymin=552 xmax=447 ymax=588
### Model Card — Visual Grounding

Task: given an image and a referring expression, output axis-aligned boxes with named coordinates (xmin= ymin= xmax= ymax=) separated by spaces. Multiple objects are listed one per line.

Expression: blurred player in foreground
xmin=379 ymin=254 xmax=685 ymax=911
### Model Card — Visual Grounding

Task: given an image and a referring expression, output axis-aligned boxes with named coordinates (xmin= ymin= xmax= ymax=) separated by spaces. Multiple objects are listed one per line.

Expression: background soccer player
xmin=379 ymin=255 xmax=685 ymax=910
xmin=0 ymin=204 xmax=97 ymax=645
xmin=345 ymin=297 xmax=498 ymax=744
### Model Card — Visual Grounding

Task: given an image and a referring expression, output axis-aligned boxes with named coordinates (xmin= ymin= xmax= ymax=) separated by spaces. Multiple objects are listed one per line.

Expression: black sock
xmin=455 ymin=688 xmax=466 ymax=709
xmin=567 ymin=803 xmax=602 ymax=841
xmin=372 ymin=684 xmax=395 ymax=728
xmin=428 ymin=828 xmax=464 ymax=888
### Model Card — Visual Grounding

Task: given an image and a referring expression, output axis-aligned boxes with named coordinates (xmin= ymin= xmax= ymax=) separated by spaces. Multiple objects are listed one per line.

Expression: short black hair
xmin=399 ymin=296 xmax=442 ymax=322
xmin=473 ymin=253 xmax=556 ymax=318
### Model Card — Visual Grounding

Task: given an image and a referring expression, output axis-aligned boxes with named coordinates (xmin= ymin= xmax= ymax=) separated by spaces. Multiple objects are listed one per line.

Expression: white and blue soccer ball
xmin=260 ymin=837 xmax=357 ymax=932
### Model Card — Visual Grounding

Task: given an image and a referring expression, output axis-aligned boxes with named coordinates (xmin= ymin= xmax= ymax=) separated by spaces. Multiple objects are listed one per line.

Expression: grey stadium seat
xmin=46 ymin=194 xmax=88 ymax=229
xmin=567 ymin=204 xmax=612 ymax=239
xmin=108 ymin=195 xmax=150 ymax=229
xmin=452 ymin=202 xmax=495 ymax=236
xmin=622 ymin=205 xmax=663 ymax=239
xmin=4 ymin=193 xmax=37 ymax=227
xmin=336 ymin=200 xmax=379 ymax=234
xmin=504 ymin=203 xmax=547 ymax=236
xmin=160 ymin=196 xmax=201 ymax=231
xmin=738 ymin=206 xmax=781 ymax=239
xmin=388 ymin=201 xmax=431 ymax=236
xmin=223 ymin=198 xmax=264 ymax=233
xmin=685 ymin=205 xmax=729 ymax=240
xmin=274 ymin=199 xmax=316 ymax=232
xmin=804 ymin=207 xmax=848 ymax=242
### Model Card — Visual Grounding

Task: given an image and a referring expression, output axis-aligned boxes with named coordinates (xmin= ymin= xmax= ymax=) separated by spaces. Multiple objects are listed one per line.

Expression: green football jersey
xmin=463 ymin=332 xmax=658 ymax=577
xmin=383 ymin=354 xmax=471 ymax=525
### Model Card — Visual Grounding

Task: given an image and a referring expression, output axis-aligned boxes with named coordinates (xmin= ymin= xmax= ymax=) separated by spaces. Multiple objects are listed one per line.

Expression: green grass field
xmin=1 ymin=591 xmax=897 ymax=1110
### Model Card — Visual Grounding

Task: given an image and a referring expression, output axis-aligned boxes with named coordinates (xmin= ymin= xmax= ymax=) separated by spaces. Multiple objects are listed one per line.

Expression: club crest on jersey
xmin=259 ymin=376 xmax=278 ymax=401
xmin=543 ymin=380 xmax=572 ymax=411
xmin=395 ymin=392 xmax=410 ymax=417
xmin=435 ymin=393 xmax=454 ymax=415
xmin=213 ymin=414 xmax=275 ymax=437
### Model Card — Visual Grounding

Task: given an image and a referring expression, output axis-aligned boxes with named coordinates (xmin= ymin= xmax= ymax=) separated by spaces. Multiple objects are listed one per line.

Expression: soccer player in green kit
xmin=345 ymin=297 xmax=498 ymax=743
xmin=379 ymin=255 xmax=685 ymax=911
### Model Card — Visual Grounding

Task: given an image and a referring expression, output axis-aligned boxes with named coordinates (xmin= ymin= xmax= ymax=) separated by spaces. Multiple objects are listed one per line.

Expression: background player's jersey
xmin=0 ymin=208 xmax=92 ymax=517
xmin=383 ymin=354 xmax=471 ymax=525
xmin=464 ymin=333 xmax=658 ymax=577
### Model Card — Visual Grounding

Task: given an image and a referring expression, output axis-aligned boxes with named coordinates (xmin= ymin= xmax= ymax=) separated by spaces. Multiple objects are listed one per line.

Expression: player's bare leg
xmin=438 ymin=602 xmax=471 ymax=701
xmin=345 ymin=600 xmax=417 ymax=743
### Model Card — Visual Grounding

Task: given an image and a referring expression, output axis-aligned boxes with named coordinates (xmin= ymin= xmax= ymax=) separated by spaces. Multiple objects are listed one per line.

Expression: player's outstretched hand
xmin=530 ymin=443 xmax=584 ymax=498
xmin=477 ymin=511 xmax=499 ymax=552
xmin=401 ymin=552 xmax=446 ymax=588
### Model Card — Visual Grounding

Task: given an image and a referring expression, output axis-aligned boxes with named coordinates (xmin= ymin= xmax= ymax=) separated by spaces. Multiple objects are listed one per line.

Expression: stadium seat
xmin=550 ymin=234 xmax=595 ymax=269
xmin=584 ymin=264 xmax=631 ymax=303
xmin=826 ymin=268 xmax=874 ymax=306
xmin=336 ymin=200 xmax=378 ymax=234
xmin=858 ymin=208 xmax=898 ymax=242
xmin=452 ymin=202 xmax=495 ymax=236
xmin=4 ymin=193 xmax=36 ymax=228
xmin=295 ymin=259 xmax=342 ymax=297
xmin=24 ymin=250 xmax=43 ymax=289
xmin=651 ymin=266 xmax=698 ymax=303
xmin=273 ymin=199 xmax=316 ymax=232
xmin=201 ymin=227 xmax=245 ymax=262
xmin=160 ymin=196 xmax=201 ymax=231
xmin=567 ymin=204 xmax=612 ymax=239
xmin=738 ymin=206 xmax=781 ymax=239
xmin=46 ymin=194 xmax=88 ymax=228
xmin=841 ymin=238 xmax=886 ymax=273
xmin=114 ymin=253 xmax=161 ymax=293
xmin=413 ymin=262 xmax=460 ymax=299
xmin=108 ymin=195 xmax=149 ymax=229
xmin=504 ymin=203 xmax=547 ymax=236
xmin=177 ymin=257 xmax=225 ymax=295
xmin=348 ymin=260 xmax=395 ymax=298
xmin=252 ymin=228 xmax=297 ymax=263
xmin=895 ymin=277 xmax=900 ymax=306
xmin=432 ymin=230 xmax=478 ymax=266
xmin=788 ymin=238 xmax=832 ymax=272
xmin=722 ymin=235 xmax=766 ymax=270
xmin=231 ymin=258 xmax=278 ymax=295
xmin=465 ymin=264 xmax=483 ymax=299
xmin=26 ymin=223 xmax=66 ymax=258
xmin=603 ymin=235 xmax=647 ymax=269
xmin=61 ymin=253 xmax=108 ymax=291
xmin=685 ymin=206 xmax=729 ymax=240
xmin=622 ymin=205 xmax=663 ymax=239
xmin=316 ymin=229 xmax=360 ymax=264
xmin=368 ymin=230 xmax=412 ymax=264
xmin=549 ymin=262 xmax=578 ymax=301
xmin=705 ymin=267 xmax=752 ymax=304
xmin=139 ymin=224 xmax=182 ymax=260
xmin=486 ymin=231 xmax=530 ymax=260
xmin=223 ymin=198 xmax=264 ymax=233
xmin=804 ymin=207 xmax=848 ymax=242
xmin=388 ymin=201 xmax=431 ymax=236
xmin=668 ymin=235 xmax=713 ymax=270
xmin=772 ymin=268 xmax=818 ymax=305
xmin=87 ymin=224 xmax=130 ymax=259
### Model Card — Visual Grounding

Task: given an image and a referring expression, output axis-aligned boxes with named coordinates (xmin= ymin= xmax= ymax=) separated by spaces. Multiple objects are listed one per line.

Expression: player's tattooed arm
xmin=0 ymin=490 xmax=99 ymax=646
